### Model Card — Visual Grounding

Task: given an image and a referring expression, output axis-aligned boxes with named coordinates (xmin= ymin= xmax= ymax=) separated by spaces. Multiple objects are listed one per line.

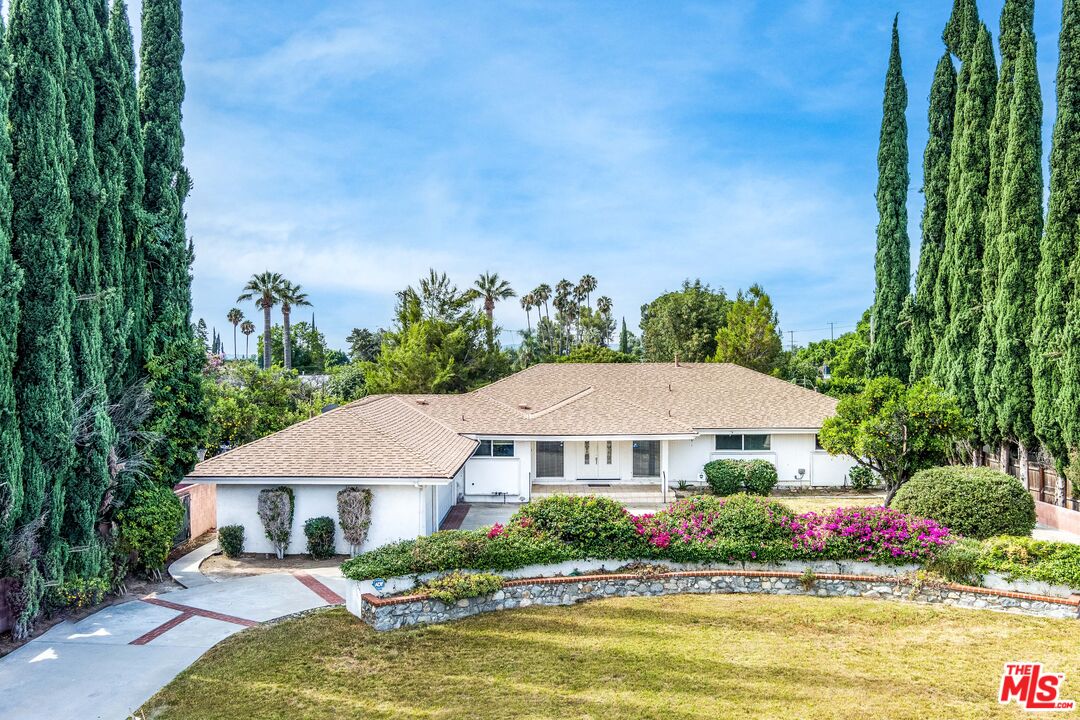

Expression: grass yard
xmin=774 ymin=493 xmax=885 ymax=515
xmin=141 ymin=594 xmax=1080 ymax=720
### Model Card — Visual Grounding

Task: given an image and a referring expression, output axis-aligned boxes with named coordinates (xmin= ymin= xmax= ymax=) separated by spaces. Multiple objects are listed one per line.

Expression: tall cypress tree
xmin=109 ymin=1 xmax=148 ymax=386
xmin=0 ymin=17 xmax=24 ymax=564
xmin=932 ymin=24 xmax=997 ymax=419
xmin=943 ymin=0 xmax=981 ymax=62
xmin=140 ymin=0 xmax=207 ymax=486
xmin=974 ymin=0 xmax=1033 ymax=448
xmin=908 ymin=51 xmax=956 ymax=382
xmin=8 ymin=0 xmax=75 ymax=636
xmin=990 ymin=28 xmax=1042 ymax=459
xmin=1043 ymin=0 xmax=1080 ymax=464
xmin=94 ymin=0 xmax=129 ymax=402
xmin=868 ymin=17 xmax=910 ymax=381
xmin=63 ymin=0 xmax=115 ymax=580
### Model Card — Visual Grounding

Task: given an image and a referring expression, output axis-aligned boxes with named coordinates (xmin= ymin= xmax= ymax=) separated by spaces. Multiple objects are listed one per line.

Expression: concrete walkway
xmin=1034 ymin=523 xmax=1080 ymax=545
xmin=167 ymin=538 xmax=221 ymax=588
xmin=0 ymin=566 xmax=347 ymax=720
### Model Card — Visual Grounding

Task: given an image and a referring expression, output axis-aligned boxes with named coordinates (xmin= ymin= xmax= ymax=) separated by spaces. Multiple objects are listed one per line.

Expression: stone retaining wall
xmin=360 ymin=569 xmax=1080 ymax=631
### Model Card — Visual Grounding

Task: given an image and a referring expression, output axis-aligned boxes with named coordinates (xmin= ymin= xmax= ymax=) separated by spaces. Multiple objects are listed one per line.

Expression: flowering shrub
xmin=784 ymin=506 xmax=953 ymax=565
xmin=632 ymin=494 xmax=796 ymax=563
xmin=511 ymin=495 xmax=644 ymax=558
xmin=49 ymin=576 xmax=109 ymax=611
xmin=420 ymin=571 xmax=504 ymax=603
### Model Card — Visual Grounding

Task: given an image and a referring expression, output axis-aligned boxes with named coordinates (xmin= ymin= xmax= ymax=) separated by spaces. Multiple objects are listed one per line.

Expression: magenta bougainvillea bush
xmin=783 ymin=506 xmax=953 ymax=564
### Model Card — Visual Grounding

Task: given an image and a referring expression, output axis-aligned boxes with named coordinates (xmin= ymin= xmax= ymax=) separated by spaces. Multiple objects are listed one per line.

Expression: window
xmin=815 ymin=434 xmax=825 ymax=451
xmin=714 ymin=434 xmax=771 ymax=451
xmin=606 ymin=441 xmax=613 ymax=465
xmin=584 ymin=441 xmax=590 ymax=465
xmin=473 ymin=440 xmax=515 ymax=457
xmin=633 ymin=440 xmax=660 ymax=477
xmin=536 ymin=441 xmax=564 ymax=478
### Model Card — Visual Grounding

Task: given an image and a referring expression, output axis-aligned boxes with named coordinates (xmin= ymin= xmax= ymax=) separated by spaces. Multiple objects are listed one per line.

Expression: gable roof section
xmin=187 ymin=363 xmax=838 ymax=481
xmin=186 ymin=395 xmax=478 ymax=480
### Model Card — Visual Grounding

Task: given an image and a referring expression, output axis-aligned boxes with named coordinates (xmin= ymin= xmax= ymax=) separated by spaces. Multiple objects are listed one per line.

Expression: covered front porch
xmin=461 ymin=436 xmax=688 ymax=504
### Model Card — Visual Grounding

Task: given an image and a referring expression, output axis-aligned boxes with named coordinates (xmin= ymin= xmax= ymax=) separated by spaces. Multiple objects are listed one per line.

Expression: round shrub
xmin=743 ymin=460 xmax=779 ymax=496
xmin=892 ymin=467 xmax=1036 ymax=539
xmin=510 ymin=495 xmax=644 ymax=558
xmin=117 ymin=483 xmax=185 ymax=572
xmin=304 ymin=516 xmax=337 ymax=560
xmin=703 ymin=459 xmax=743 ymax=496
xmin=848 ymin=465 xmax=878 ymax=491
xmin=219 ymin=525 xmax=245 ymax=558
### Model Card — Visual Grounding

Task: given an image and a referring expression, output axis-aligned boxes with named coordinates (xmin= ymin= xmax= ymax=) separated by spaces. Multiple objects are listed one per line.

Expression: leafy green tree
xmin=109 ymin=0 xmax=147 ymax=386
xmin=257 ymin=322 xmax=341 ymax=373
xmin=0 ymin=15 xmax=23 ymax=565
xmin=943 ymin=0 xmax=980 ymax=62
xmin=278 ymin=280 xmax=310 ymax=371
xmin=238 ymin=271 xmax=284 ymax=369
xmin=818 ymin=377 xmax=969 ymax=504
xmin=909 ymin=51 xmax=956 ymax=382
xmin=867 ymin=16 xmax=910 ymax=381
xmin=556 ymin=345 xmax=637 ymax=364
xmin=713 ymin=284 xmax=782 ymax=374
xmin=619 ymin=317 xmax=631 ymax=354
xmin=63 ymin=0 xmax=116 ymax=581
xmin=932 ymin=24 xmax=996 ymax=423
xmin=989 ymin=25 xmax=1041 ymax=464
xmin=1049 ymin=0 xmax=1080 ymax=465
xmin=326 ymin=363 xmax=367 ymax=401
xmin=8 ymin=0 xmax=77 ymax=636
xmin=347 ymin=327 xmax=383 ymax=363
xmin=640 ymin=280 xmax=728 ymax=362
xmin=975 ymin=0 xmax=1034 ymax=448
xmin=784 ymin=313 xmax=870 ymax=397
xmin=141 ymin=0 xmax=207 ymax=488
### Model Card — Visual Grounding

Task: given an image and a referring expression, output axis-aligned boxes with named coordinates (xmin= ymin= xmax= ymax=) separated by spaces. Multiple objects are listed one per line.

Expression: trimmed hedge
xmin=219 ymin=525 xmax=245 ymax=558
xmin=703 ymin=459 xmax=778 ymax=496
xmin=892 ymin=467 xmax=1035 ymax=539
xmin=304 ymin=517 xmax=337 ymax=560
xmin=510 ymin=495 xmax=641 ymax=558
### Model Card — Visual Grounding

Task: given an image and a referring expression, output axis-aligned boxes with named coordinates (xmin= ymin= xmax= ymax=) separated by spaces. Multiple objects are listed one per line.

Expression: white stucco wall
xmin=215 ymin=482 xmax=428 ymax=555
xmin=667 ymin=433 xmax=855 ymax=488
xmin=463 ymin=440 xmax=532 ymax=502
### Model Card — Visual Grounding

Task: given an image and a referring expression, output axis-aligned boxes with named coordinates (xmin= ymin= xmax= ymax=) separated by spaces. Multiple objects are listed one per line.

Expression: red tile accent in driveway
xmin=439 ymin=503 xmax=470 ymax=530
xmin=141 ymin=597 xmax=258 ymax=627
xmin=129 ymin=611 xmax=194 ymax=645
xmin=292 ymin=571 xmax=345 ymax=605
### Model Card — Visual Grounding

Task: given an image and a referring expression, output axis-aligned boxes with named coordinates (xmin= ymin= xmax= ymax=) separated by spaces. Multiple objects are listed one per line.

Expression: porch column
xmin=661 ymin=440 xmax=670 ymax=503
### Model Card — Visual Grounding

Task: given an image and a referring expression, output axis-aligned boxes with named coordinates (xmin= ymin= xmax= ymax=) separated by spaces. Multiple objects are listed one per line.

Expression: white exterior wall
xmin=215 ymin=482 xmax=427 ymax=555
xmin=667 ymin=433 xmax=854 ymax=488
xmin=463 ymin=440 xmax=532 ymax=502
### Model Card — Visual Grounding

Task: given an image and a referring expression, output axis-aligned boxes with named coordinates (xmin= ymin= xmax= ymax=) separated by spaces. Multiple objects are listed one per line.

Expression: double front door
xmin=576 ymin=439 xmax=619 ymax=480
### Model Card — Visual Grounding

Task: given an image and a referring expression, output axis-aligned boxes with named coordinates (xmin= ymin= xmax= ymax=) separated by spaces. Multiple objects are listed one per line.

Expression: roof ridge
xmin=525 ymin=386 xmax=595 ymax=419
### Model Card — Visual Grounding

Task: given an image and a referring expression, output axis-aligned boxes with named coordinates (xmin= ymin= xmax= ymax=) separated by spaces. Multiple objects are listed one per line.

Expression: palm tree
xmin=226 ymin=308 xmax=244 ymax=359
xmin=520 ymin=293 xmax=535 ymax=334
xmin=237 ymin=271 xmax=285 ymax=369
xmin=278 ymin=280 xmax=312 ymax=371
xmin=473 ymin=271 xmax=516 ymax=323
xmin=240 ymin=320 xmax=255 ymax=359
xmin=532 ymin=283 xmax=552 ymax=323
xmin=596 ymin=296 xmax=613 ymax=316
xmin=577 ymin=274 xmax=597 ymax=308
xmin=554 ymin=280 xmax=573 ymax=355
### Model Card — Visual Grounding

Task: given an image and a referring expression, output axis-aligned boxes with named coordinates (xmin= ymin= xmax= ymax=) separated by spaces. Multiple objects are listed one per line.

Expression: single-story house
xmin=186 ymin=362 xmax=855 ymax=555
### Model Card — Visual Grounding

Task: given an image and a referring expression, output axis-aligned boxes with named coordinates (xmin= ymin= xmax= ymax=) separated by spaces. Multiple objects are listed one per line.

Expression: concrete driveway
xmin=0 ymin=566 xmax=347 ymax=720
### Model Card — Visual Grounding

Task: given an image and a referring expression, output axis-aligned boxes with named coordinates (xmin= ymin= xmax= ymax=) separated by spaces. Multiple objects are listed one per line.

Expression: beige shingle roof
xmin=187 ymin=363 xmax=838 ymax=480
xmin=186 ymin=395 xmax=478 ymax=480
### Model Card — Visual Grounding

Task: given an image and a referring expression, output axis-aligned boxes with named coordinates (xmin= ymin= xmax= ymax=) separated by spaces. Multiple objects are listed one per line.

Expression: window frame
xmin=472 ymin=439 xmax=515 ymax=458
xmin=535 ymin=441 xmax=565 ymax=478
xmin=632 ymin=440 xmax=661 ymax=478
xmin=714 ymin=434 xmax=771 ymax=452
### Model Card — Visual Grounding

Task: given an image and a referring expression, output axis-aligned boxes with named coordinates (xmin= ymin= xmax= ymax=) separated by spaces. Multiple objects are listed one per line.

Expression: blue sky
xmin=175 ymin=1 xmax=1064 ymax=353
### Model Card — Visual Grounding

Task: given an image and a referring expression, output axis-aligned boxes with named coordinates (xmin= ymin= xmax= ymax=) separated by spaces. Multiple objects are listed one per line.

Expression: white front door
xmin=576 ymin=439 xmax=619 ymax=481
xmin=577 ymin=440 xmax=599 ymax=480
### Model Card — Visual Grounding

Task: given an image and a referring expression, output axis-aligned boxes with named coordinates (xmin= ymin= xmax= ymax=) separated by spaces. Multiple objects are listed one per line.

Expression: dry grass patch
xmin=777 ymin=494 xmax=885 ymax=515
xmin=141 ymin=594 xmax=1080 ymax=720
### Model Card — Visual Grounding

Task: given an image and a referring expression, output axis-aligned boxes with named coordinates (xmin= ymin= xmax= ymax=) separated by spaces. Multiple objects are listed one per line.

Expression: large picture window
xmin=633 ymin=440 xmax=660 ymax=477
xmin=535 ymin=441 xmax=564 ymax=478
xmin=714 ymin=434 xmax=771 ymax=451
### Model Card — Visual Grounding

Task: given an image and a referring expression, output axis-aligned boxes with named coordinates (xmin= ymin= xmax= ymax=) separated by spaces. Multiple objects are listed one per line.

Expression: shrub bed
xmin=419 ymin=571 xmax=504 ymax=603
xmin=703 ymin=459 xmax=778 ymax=496
xmin=928 ymin=535 xmax=1080 ymax=590
xmin=341 ymin=494 xmax=957 ymax=582
xmin=892 ymin=467 xmax=1035 ymax=539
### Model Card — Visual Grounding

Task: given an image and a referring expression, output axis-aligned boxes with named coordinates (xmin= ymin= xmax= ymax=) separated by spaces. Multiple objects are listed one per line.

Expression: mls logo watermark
xmin=1000 ymin=663 xmax=1076 ymax=712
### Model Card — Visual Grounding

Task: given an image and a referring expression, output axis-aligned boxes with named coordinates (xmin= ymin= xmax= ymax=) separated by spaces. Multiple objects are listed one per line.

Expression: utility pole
xmin=829 ymin=321 xmax=834 ymax=341
xmin=788 ymin=330 xmax=795 ymax=352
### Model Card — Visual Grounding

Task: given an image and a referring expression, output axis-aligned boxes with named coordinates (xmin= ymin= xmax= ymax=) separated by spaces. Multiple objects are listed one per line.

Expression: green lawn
xmin=142 ymin=595 xmax=1080 ymax=720
xmin=773 ymin=493 xmax=885 ymax=514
